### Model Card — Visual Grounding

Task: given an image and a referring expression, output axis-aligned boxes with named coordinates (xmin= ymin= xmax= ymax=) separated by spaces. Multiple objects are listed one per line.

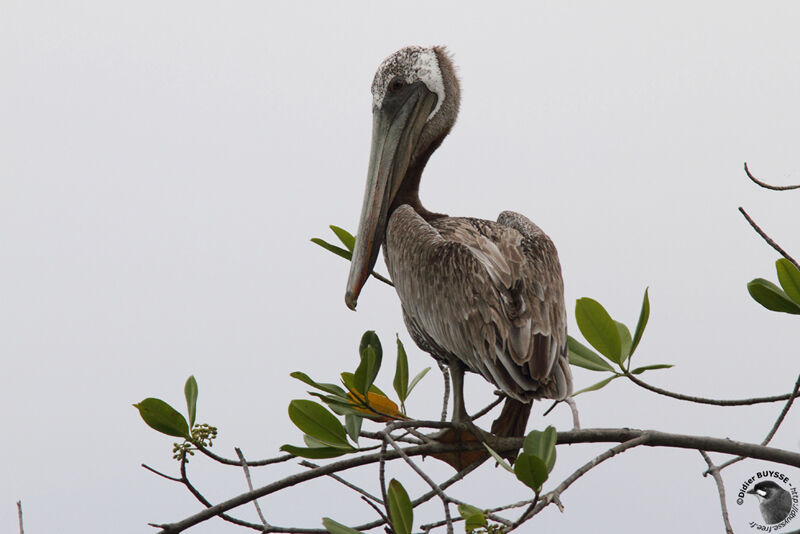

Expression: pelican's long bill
xmin=345 ymin=82 xmax=437 ymax=310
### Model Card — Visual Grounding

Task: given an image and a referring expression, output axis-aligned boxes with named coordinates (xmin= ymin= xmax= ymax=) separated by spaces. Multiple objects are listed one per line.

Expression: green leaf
xmin=522 ymin=426 xmax=557 ymax=473
xmin=291 ymin=371 xmax=348 ymax=397
xmin=514 ymin=452 xmax=548 ymax=492
xmin=393 ymin=336 xmax=410 ymax=404
xmin=345 ymin=414 xmax=362 ymax=444
xmin=457 ymin=504 xmax=488 ymax=532
xmin=303 ymin=434 xmax=330 ymax=448
xmin=354 ymin=345 xmax=378 ymax=396
xmin=483 ymin=443 xmax=514 ymax=473
xmin=776 ymin=259 xmax=800 ymax=305
xmin=387 ymin=479 xmax=413 ymax=534
xmin=631 ymin=364 xmax=674 ymax=375
xmin=407 ymin=367 xmax=431 ymax=396
xmin=575 ymin=298 xmax=622 ymax=362
xmin=280 ymin=444 xmax=350 ymax=459
xmin=329 ymin=226 xmax=356 ymax=252
xmin=354 ymin=331 xmax=383 ymax=395
xmin=747 ymin=278 xmax=800 ymax=315
xmin=322 ymin=517 xmax=365 ymax=534
xmin=311 ymin=238 xmax=352 ymax=261
xmin=572 ymin=375 xmax=620 ymax=396
xmin=134 ymin=398 xmax=190 ymax=439
xmin=184 ymin=375 xmax=198 ymax=428
xmin=630 ymin=287 xmax=650 ymax=356
xmin=615 ymin=321 xmax=632 ymax=365
xmin=457 ymin=503 xmax=484 ymax=519
xmin=360 ymin=330 xmax=384 ymax=361
xmin=567 ymin=336 xmax=615 ymax=372
xmin=287 ymin=400 xmax=352 ymax=449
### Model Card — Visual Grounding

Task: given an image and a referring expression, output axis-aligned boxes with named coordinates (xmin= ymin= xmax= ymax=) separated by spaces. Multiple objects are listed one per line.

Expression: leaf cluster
xmin=748 ymin=259 xmax=800 ymax=315
xmin=133 ymin=376 xmax=217 ymax=462
xmin=281 ymin=331 xmax=430 ymax=459
xmin=568 ymin=288 xmax=673 ymax=395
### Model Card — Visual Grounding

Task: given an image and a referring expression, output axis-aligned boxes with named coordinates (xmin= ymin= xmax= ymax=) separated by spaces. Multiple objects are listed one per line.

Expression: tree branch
xmin=700 ymin=451 xmax=734 ymax=534
xmin=383 ymin=427 xmax=456 ymax=534
xmin=712 ymin=373 xmax=800 ymax=473
xmin=744 ymin=162 xmax=800 ymax=191
xmin=523 ymin=435 xmax=650 ymax=523
xmin=738 ymin=207 xmax=800 ymax=270
xmin=624 ymin=368 xmax=800 ymax=406
xmin=152 ymin=426 xmax=800 ymax=533
xmin=17 ymin=500 xmax=23 ymax=534
xmin=236 ymin=448 xmax=270 ymax=528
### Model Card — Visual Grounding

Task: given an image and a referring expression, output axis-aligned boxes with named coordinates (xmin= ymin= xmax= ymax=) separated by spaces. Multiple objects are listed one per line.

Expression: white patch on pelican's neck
xmin=371 ymin=46 xmax=445 ymax=121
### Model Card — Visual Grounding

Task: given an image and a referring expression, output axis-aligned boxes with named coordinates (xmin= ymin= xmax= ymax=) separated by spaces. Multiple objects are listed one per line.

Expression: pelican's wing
xmin=384 ymin=205 xmax=572 ymax=401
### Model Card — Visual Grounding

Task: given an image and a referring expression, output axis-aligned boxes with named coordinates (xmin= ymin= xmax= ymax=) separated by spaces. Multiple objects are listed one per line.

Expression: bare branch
xmin=738 ymin=207 xmax=800 ymax=270
xmin=142 ymin=463 xmax=182 ymax=483
xmin=371 ymin=270 xmax=394 ymax=286
xmin=744 ymin=162 xmax=800 ymax=191
xmin=153 ymin=426 xmax=800 ymax=533
xmin=178 ymin=456 xmax=264 ymax=531
xmin=378 ymin=439 xmax=390 ymax=522
xmin=524 ymin=435 xmax=650 ymax=522
xmin=17 ymin=500 xmax=23 ymax=534
xmin=469 ymin=393 xmax=504 ymax=422
xmin=383 ymin=428 xmax=456 ymax=534
xmin=359 ymin=496 xmax=390 ymax=525
xmin=700 ymin=451 xmax=734 ymax=534
xmin=713 ymin=373 xmax=800 ymax=473
xmin=236 ymin=448 xmax=270 ymax=528
xmin=624 ymin=369 xmax=800 ymax=406
xmin=299 ymin=460 xmax=383 ymax=504
xmin=193 ymin=443 xmax=295 ymax=467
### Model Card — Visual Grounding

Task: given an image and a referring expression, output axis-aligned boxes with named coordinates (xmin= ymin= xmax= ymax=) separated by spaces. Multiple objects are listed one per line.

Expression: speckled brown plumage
xmin=385 ymin=207 xmax=572 ymax=404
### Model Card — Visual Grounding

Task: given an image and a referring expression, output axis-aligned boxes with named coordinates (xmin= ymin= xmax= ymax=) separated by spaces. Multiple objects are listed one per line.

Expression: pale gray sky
xmin=2 ymin=2 xmax=799 ymax=532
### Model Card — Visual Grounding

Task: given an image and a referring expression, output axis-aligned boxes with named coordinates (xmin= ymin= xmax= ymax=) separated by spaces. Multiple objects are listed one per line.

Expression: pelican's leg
xmin=449 ymin=360 xmax=468 ymax=425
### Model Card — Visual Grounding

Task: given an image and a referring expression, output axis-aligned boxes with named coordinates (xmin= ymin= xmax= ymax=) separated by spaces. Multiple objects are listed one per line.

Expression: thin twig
xmin=299 ymin=460 xmax=383 ymax=504
xmin=382 ymin=428 xmax=455 ymax=534
xmin=469 ymin=394 xmax=504 ymax=422
xmin=738 ymin=207 xmax=800 ymax=270
xmin=438 ymin=361 xmax=450 ymax=422
xmin=700 ymin=451 xmax=734 ymax=534
xmin=379 ymin=439 xmax=390 ymax=521
xmin=371 ymin=270 xmax=394 ymax=286
xmin=236 ymin=448 xmax=270 ymax=528
xmin=360 ymin=430 xmax=422 ymax=445
xmin=142 ymin=463 xmax=182 ymax=483
xmin=744 ymin=162 xmax=800 ymax=191
xmin=17 ymin=500 xmax=23 ymax=534
xmin=712 ymin=373 xmax=800 ymax=473
xmin=194 ymin=443 xmax=295 ymax=467
xmin=360 ymin=496 xmax=390 ymax=524
xmin=506 ymin=494 xmax=540 ymax=533
xmin=624 ymin=369 xmax=800 ymax=406
xmin=178 ymin=455 xmax=264 ymax=531
xmin=523 ymin=435 xmax=651 ymax=522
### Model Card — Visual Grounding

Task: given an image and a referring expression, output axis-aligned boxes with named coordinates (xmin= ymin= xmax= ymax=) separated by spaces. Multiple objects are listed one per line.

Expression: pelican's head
xmin=345 ymin=46 xmax=460 ymax=310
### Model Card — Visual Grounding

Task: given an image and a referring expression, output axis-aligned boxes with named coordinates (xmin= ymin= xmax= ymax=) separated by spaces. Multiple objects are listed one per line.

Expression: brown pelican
xmin=345 ymin=46 xmax=572 ymax=461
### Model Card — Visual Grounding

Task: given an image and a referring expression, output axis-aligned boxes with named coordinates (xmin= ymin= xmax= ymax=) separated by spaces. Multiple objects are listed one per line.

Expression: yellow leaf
xmin=347 ymin=391 xmax=407 ymax=421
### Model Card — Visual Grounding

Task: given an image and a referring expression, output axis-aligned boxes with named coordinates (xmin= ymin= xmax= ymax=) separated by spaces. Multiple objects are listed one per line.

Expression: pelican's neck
xmin=389 ymin=131 xmax=449 ymax=222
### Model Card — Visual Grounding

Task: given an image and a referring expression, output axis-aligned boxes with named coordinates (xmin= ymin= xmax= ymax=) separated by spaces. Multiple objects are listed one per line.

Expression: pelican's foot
xmin=428 ymin=419 xmax=491 ymax=471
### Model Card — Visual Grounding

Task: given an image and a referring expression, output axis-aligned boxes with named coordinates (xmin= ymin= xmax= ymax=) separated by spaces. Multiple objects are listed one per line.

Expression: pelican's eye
xmin=389 ymin=77 xmax=405 ymax=92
